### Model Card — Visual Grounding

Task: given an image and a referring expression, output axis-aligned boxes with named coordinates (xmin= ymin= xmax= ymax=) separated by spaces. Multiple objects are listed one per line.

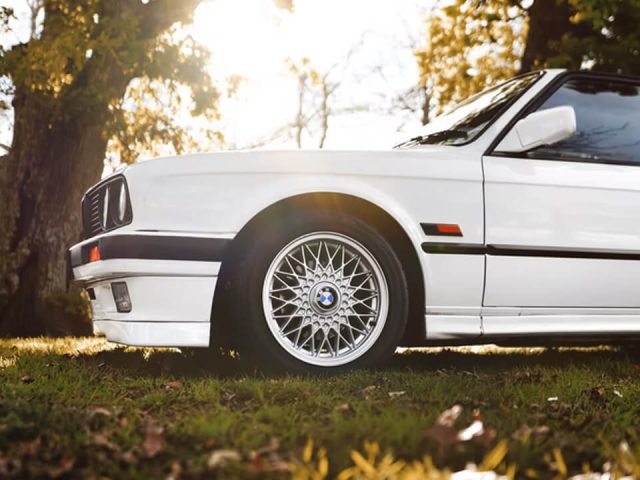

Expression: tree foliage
xmin=415 ymin=0 xmax=526 ymax=118
xmin=0 ymin=0 xmax=221 ymax=164
xmin=416 ymin=0 xmax=640 ymax=118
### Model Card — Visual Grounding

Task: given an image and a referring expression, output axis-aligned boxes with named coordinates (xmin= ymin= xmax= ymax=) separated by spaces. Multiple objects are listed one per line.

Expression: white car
xmin=69 ymin=69 xmax=640 ymax=373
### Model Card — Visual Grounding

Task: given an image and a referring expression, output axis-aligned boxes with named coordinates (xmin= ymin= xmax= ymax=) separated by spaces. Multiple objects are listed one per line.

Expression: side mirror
xmin=495 ymin=105 xmax=576 ymax=153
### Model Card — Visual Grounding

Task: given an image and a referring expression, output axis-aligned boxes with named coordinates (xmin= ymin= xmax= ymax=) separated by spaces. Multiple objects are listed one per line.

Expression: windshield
xmin=395 ymin=72 xmax=542 ymax=148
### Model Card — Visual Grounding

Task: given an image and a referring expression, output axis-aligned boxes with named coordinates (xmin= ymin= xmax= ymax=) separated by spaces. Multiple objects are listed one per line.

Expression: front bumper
xmin=68 ymin=233 xmax=230 ymax=347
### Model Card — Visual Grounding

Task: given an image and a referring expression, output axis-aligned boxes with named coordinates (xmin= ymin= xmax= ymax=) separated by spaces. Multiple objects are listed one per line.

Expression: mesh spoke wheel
xmin=262 ymin=232 xmax=389 ymax=367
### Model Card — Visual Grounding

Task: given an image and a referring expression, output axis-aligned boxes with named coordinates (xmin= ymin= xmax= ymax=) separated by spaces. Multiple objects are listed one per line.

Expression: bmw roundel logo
xmin=319 ymin=291 xmax=335 ymax=307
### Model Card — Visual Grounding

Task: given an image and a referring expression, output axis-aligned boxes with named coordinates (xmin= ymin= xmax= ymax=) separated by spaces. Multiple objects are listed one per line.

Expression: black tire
xmin=227 ymin=210 xmax=409 ymax=375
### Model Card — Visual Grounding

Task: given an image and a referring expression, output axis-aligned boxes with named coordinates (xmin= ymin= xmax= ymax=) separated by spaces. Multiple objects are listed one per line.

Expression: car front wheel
xmin=230 ymin=211 xmax=408 ymax=374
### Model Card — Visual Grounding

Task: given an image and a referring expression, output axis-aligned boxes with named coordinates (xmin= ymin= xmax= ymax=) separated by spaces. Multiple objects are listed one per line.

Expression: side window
xmin=528 ymin=77 xmax=640 ymax=164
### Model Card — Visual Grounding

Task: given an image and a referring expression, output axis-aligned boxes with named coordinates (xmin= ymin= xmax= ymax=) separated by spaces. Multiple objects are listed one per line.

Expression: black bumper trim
xmin=69 ymin=234 xmax=230 ymax=267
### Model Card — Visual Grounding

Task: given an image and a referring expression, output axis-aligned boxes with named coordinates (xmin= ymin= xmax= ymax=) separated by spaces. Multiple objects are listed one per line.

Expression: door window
xmin=524 ymin=77 xmax=640 ymax=164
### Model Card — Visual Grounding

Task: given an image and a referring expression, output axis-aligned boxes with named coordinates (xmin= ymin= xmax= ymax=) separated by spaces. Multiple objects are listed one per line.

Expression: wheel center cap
xmin=310 ymin=282 xmax=341 ymax=314
xmin=319 ymin=290 xmax=334 ymax=307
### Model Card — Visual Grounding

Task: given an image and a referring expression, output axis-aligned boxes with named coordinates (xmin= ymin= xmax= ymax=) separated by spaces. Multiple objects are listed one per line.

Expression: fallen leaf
xmin=514 ymin=424 xmax=550 ymax=442
xmin=426 ymin=406 xmax=496 ymax=452
xmin=388 ymin=391 xmax=406 ymax=398
xmin=426 ymin=423 xmax=459 ymax=452
xmin=0 ymin=454 xmax=7 ymax=476
xmin=47 ymin=454 xmax=75 ymax=478
xmin=163 ymin=380 xmax=183 ymax=390
xmin=87 ymin=406 xmax=113 ymax=418
xmin=21 ymin=375 xmax=34 ymax=384
xmin=457 ymin=419 xmax=484 ymax=441
xmin=586 ymin=386 xmax=606 ymax=402
xmin=142 ymin=430 xmax=166 ymax=458
xmin=334 ymin=403 xmax=352 ymax=411
xmin=205 ymin=438 xmax=218 ymax=448
xmin=165 ymin=460 xmax=182 ymax=480
xmin=458 ymin=410 xmax=496 ymax=446
xmin=122 ymin=449 xmax=137 ymax=464
xmin=16 ymin=436 xmax=41 ymax=458
xmin=250 ymin=437 xmax=288 ymax=473
xmin=425 ymin=406 xmax=462 ymax=451
xmin=207 ymin=449 xmax=241 ymax=469
xmin=361 ymin=385 xmax=378 ymax=397
xmin=220 ymin=391 xmax=236 ymax=406
xmin=93 ymin=431 xmax=119 ymax=451
xmin=437 ymin=405 xmax=463 ymax=427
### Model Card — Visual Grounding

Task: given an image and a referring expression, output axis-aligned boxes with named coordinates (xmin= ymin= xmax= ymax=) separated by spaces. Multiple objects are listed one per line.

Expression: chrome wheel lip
xmin=262 ymin=231 xmax=389 ymax=367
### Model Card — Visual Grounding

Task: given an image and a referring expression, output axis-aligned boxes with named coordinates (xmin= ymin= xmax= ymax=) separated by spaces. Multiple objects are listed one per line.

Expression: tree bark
xmin=0 ymin=0 xmax=202 ymax=336
xmin=519 ymin=0 xmax=584 ymax=73
xmin=0 ymin=86 xmax=111 ymax=336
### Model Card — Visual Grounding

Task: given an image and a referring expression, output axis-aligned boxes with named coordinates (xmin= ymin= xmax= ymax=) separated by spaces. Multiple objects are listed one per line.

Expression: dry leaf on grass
xmin=361 ymin=385 xmax=378 ymax=397
xmin=0 ymin=454 xmax=8 ymax=477
xmin=207 ymin=449 xmax=241 ymax=469
xmin=426 ymin=406 xmax=496 ymax=451
xmin=165 ymin=460 xmax=182 ymax=480
xmin=388 ymin=391 xmax=406 ymax=398
xmin=16 ymin=436 xmax=41 ymax=457
xmin=250 ymin=437 xmax=289 ymax=473
xmin=141 ymin=417 xmax=166 ymax=458
xmin=93 ymin=431 xmax=119 ymax=451
xmin=87 ymin=406 xmax=113 ymax=418
xmin=163 ymin=380 xmax=183 ymax=390
xmin=142 ymin=430 xmax=166 ymax=458
xmin=47 ymin=454 xmax=75 ymax=478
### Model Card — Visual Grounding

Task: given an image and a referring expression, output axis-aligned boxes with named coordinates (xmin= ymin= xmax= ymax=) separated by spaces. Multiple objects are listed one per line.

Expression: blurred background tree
xmin=0 ymin=0 xmax=218 ymax=336
xmin=415 ymin=0 xmax=640 ymax=124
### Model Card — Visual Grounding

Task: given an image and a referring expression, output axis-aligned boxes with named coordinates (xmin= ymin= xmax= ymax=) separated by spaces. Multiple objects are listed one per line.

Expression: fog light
xmin=111 ymin=282 xmax=132 ymax=313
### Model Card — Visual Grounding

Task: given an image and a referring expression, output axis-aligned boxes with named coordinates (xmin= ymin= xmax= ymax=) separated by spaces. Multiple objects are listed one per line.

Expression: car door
xmin=482 ymin=74 xmax=640 ymax=318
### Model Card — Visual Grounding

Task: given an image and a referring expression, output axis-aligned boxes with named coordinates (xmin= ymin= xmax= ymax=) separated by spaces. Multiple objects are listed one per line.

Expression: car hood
xmin=121 ymin=145 xmax=469 ymax=179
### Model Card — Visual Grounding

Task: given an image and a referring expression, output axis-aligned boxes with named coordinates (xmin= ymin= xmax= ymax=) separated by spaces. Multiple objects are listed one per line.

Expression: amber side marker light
xmin=436 ymin=224 xmax=463 ymax=236
xmin=88 ymin=246 xmax=101 ymax=262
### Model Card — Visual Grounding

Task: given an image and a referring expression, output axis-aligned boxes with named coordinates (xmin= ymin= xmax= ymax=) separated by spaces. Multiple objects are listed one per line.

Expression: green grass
xmin=1 ymin=338 xmax=640 ymax=478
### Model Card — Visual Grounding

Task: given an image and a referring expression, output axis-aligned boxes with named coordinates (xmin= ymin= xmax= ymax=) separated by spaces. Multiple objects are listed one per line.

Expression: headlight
xmin=117 ymin=182 xmax=127 ymax=222
xmin=82 ymin=175 xmax=132 ymax=238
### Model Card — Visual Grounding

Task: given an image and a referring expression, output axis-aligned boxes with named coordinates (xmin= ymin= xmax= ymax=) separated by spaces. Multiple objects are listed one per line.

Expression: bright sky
xmin=191 ymin=0 xmax=432 ymax=150
xmin=0 ymin=0 xmax=433 ymax=160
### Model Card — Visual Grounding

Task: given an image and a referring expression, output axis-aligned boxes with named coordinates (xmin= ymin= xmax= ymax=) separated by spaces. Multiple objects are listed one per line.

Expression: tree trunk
xmin=0 ymin=0 xmax=204 ymax=337
xmin=519 ymin=0 xmax=579 ymax=73
xmin=0 ymin=87 xmax=110 ymax=336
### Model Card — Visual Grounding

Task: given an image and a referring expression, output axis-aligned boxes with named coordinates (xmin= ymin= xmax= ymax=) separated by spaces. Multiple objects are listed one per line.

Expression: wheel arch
xmin=212 ymin=191 xmax=426 ymax=347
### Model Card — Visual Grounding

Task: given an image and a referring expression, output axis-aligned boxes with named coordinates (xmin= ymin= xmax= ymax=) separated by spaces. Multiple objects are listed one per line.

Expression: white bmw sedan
xmin=69 ymin=69 xmax=640 ymax=373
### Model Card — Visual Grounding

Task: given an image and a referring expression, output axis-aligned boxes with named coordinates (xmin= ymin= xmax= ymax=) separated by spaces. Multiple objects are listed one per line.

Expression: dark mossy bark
xmin=0 ymin=0 xmax=201 ymax=336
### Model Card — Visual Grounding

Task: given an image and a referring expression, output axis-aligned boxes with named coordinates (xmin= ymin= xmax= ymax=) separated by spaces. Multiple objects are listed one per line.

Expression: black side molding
xmin=69 ymin=234 xmax=230 ymax=267
xmin=421 ymin=243 xmax=485 ymax=255
xmin=422 ymin=242 xmax=640 ymax=260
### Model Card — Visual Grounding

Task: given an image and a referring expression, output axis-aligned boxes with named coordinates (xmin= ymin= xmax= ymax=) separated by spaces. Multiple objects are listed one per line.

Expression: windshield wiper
xmin=394 ymin=129 xmax=468 ymax=149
